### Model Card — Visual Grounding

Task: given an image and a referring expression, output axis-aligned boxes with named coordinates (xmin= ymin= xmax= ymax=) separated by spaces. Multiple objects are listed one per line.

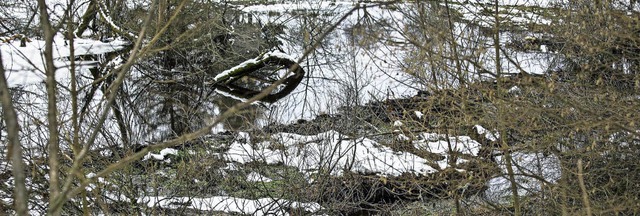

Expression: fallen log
xmin=211 ymin=51 xmax=305 ymax=103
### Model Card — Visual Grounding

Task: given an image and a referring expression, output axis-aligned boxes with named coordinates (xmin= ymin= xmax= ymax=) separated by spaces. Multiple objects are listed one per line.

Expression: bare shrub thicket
xmin=0 ymin=0 xmax=303 ymax=214
xmin=291 ymin=0 xmax=640 ymax=215
xmin=2 ymin=0 xmax=640 ymax=215
xmin=370 ymin=0 xmax=640 ymax=215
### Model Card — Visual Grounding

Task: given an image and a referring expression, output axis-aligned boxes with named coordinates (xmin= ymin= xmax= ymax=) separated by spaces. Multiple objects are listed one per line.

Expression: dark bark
xmin=75 ymin=0 xmax=97 ymax=37
xmin=0 ymin=51 xmax=29 ymax=216
xmin=213 ymin=55 xmax=305 ymax=103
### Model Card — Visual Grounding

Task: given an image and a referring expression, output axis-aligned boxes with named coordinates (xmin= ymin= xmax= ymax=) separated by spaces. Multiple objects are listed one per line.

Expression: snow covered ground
xmin=144 ymin=128 xmax=560 ymax=208
xmin=0 ymin=0 xmax=564 ymax=213
xmin=222 ymin=130 xmax=441 ymax=176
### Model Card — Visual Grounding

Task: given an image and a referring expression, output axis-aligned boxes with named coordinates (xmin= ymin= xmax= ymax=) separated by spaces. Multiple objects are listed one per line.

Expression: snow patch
xmin=143 ymin=148 xmax=179 ymax=161
xmin=224 ymin=130 xmax=438 ymax=176
xmin=246 ymin=172 xmax=273 ymax=183
xmin=396 ymin=134 xmax=411 ymax=141
xmin=212 ymin=51 xmax=296 ymax=83
xmin=508 ymin=86 xmax=521 ymax=94
xmin=474 ymin=125 xmax=500 ymax=142
xmin=414 ymin=133 xmax=482 ymax=169
xmin=414 ymin=111 xmax=424 ymax=119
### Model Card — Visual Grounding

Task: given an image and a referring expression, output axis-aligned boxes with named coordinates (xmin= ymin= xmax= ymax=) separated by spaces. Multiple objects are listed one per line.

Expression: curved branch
xmin=213 ymin=53 xmax=305 ymax=103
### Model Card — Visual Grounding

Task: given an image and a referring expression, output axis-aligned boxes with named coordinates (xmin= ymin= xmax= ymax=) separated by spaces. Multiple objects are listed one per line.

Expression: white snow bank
xmin=224 ymin=130 xmax=437 ymax=176
xmin=223 ymin=130 xmax=485 ymax=177
xmin=139 ymin=196 xmax=321 ymax=216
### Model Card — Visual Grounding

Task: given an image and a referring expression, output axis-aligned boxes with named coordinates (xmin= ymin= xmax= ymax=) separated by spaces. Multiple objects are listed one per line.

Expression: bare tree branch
xmin=0 ymin=52 xmax=29 ymax=216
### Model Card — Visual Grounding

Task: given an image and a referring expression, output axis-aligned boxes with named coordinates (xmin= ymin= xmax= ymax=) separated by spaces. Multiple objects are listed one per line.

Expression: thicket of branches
xmin=377 ymin=0 xmax=640 ymax=215
xmin=0 ymin=0 xmax=306 ymax=214
xmin=1 ymin=0 xmax=640 ymax=215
